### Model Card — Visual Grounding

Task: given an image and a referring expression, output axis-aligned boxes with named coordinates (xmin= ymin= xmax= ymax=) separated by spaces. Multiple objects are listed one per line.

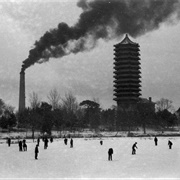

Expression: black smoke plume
xmin=21 ymin=0 xmax=180 ymax=71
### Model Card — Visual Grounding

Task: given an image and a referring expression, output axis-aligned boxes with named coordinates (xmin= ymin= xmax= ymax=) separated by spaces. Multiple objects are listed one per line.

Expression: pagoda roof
xmin=113 ymin=97 xmax=139 ymax=101
xmin=114 ymin=34 xmax=138 ymax=47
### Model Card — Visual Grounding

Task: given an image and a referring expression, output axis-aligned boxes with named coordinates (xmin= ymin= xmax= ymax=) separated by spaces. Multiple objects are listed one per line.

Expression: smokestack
xmin=149 ymin=97 xmax=152 ymax=102
xmin=19 ymin=70 xmax=25 ymax=112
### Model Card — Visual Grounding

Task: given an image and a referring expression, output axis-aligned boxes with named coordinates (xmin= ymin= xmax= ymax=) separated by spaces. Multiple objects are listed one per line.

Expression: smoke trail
xmin=21 ymin=0 xmax=180 ymax=71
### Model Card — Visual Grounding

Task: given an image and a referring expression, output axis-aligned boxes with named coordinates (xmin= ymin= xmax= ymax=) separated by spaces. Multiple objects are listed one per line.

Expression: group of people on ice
xmin=6 ymin=135 xmax=174 ymax=161
xmin=34 ymin=136 xmax=73 ymax=160
xmin=64 ymin=137 xmax=73 ymax=148
xmin=35 ymin=136 xmax=55 ymax=159
xmin=107 ymin=136 xmax=174 ymax=161
xmin=154 ymin=136 xmax=173 ymax=149
xmin=18 ymin=139 xmax=27 ymax=151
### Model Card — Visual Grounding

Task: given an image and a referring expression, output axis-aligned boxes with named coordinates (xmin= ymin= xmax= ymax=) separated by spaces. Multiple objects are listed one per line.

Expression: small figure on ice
xmin=108 ymin=148 xmax=113 ymax=161
xmin=154 ymin=136 xmax=158 ymax=146
xmin=7 ymin=137 xmax=11 ymax=147
xmin=19 ymin=140 xmax=23 ymax=151
xmin=100 ymin=140 xmax=103 ymax=145
xmin=132 ymin=142 xmax=138 ymax=155
xmin=50 ymin=137 xmax=53 ymax=143
xmin=168 ymin=140 xmax=173 ymax=149
xmin=70 ymin=138 xmax=73 ymax=148
xmin=35 ymin=145 xmax=39 ymax=160
xmin=44 ymin=138 xmax=49 ymax=149
xmin=23 ymin=139 xmax=27 ymax=151
xmin=64 ymin=138 xmax=68 ymax=145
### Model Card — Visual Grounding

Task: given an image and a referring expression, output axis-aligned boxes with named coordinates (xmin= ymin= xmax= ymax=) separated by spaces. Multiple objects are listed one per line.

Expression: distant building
xmin=175 ymin=108 xmax=180 ymax=124
xmin=138 ymin=97 xmax=156 ymax=113
xmin=113 ymin=34 xmax=141 ymax=109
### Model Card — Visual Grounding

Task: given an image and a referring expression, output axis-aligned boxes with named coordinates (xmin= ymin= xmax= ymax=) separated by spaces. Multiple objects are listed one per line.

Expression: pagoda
xmin=113 ymin=34 xmax=141 ymax=108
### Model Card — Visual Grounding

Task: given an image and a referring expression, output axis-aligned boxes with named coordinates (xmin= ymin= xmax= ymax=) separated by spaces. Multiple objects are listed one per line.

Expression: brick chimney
xmin=19 ymin=70 xmax=25 ymax=112
xmin=149 ymin=97 xmax=152 ymax=102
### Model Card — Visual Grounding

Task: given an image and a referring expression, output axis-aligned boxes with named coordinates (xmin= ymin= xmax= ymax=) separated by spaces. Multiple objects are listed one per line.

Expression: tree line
xmin=0 ymin=89 xmax=179 ymax=135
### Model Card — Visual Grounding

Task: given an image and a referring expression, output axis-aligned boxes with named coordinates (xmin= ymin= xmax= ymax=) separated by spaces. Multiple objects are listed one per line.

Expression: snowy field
xmin=0 ymin=137 xmax=180 ymax=179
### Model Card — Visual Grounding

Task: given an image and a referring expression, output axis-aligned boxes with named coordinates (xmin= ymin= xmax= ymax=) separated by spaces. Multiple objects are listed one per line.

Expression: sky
xmin=1 ymin=0 xmax=180 ymax=111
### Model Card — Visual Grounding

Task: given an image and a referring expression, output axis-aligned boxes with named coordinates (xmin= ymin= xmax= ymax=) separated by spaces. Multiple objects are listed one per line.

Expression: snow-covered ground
xmin=0 ymin=137 xmax=180 ymax=179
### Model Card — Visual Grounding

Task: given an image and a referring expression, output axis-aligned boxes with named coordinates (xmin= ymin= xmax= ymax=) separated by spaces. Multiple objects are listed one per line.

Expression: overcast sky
xmin=1 ymin=0 xmax=180 ymax=110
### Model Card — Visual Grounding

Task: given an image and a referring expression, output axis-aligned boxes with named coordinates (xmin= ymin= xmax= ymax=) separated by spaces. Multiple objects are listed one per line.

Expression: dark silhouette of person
xmin=70 ymin=138 xmax=73 ymax=148
xmin=23 ymin=140 xmax=27 ymax=151
xmin=50 ymin=137 xmax=53 ymax=143
xmin=100 ymin=140 xmax=103 ymax=145
xmin=168 ymin=140 xmax=173 ymax=149
xmin=7 ymin=138 xmax=11 ymax=147
xmin=154 ymin=136 xmax=158 ymax=146
xmin=23 ymin=143 xmax=27 ymax=151
xmin=22 ymin=139 xmax=26 ymax=145
xmin=64 ymin=138 xmax=68 ymax=145
xmin=37 ymin=138 xmax=40 ymax=146
xmin=132 ymin=142 xmax=138 ymax=155
xmin=108 ymin=148 xmax=113 ymax=161
xmin=19 ymin=140 xmax=23 ymax=151
xmin=44 ymin=138 xmax=49 ymax=149
xmin=35 ymin=145 xmax=39 ymax=160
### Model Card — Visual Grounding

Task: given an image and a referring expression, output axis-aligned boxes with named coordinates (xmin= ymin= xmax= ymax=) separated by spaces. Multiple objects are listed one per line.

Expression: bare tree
xmin=156 ymin=98 xmax=174 ymax=112
xmin=29 ymin=92 xmax=41 ymax=109
xmin=47 ymin=88 xmax=61 ymax=110
xmin=62 ymin=92 xmax=79 ymax=113
xmin=61 ymin=92 xmax=79 ymax=130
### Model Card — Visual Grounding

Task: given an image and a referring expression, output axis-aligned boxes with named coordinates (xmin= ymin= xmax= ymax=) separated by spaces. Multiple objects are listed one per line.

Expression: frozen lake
xmin=0 ymin=137 xmax=180 ymax=179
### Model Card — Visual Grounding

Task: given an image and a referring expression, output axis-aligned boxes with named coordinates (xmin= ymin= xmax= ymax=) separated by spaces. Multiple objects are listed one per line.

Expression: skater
xmin=22 ymin=139 xmax=26 ymax=145
xmin=70 ymin=138 xmax=73 ymax=148
xmin=37 ymin=138 xmax=40 ymax=146
xmin=35 ymin=145 xmax=39 ymax=160
xmin=23 ymin=140 xmax=27 ymax=151
xmin=23 ymin=143 xmax=27 ymax=151
xmin=64 ymin=138 xmax=68 ymax=145
xmin=108 ymin=148 xmax=113 ymax=161
xmin=154 ymin=136 xmax=158 ymax=146
xmin=50 ymin=137 xmax=53 ymax=143
xmin=168 ymin=140 xmax=173 ymax=149
xmin=132 ymin=142 xmax=138 ymax=155
xmin=44 ymin=138 xmax=49 ymax=149
xmin=100 ymin=140 xmax=103 ymax=145
xmin=7 ymin=137 xmax=11 ymax=147
xmin=19 ymin=140 xmax=23 ymax=151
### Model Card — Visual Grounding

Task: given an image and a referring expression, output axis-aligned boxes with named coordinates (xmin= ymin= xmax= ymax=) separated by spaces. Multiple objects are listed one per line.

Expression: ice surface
xmin=0 ymin=137 xmax=180 ymax=179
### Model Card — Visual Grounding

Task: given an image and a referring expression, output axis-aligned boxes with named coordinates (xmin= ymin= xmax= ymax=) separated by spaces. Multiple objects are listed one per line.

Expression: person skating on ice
xmin=35 ymin=145 xmax=39 ymax=160
xmin=168 ymin=140 xmax=173 ymax=149
xmin=108 ymin=148 xmax=113 ymax=161
xmin=7 ymin=137 xmax=11 ymax=147
xmin=70 ymin=138 xmax=73 ymax=148
xmin=132 ymin=142 xmax=138 ymax=155
xmin=19 ymin=140 xmax=23 ymax=151
xmin=154 ymin=136 xmax=158 ymax=146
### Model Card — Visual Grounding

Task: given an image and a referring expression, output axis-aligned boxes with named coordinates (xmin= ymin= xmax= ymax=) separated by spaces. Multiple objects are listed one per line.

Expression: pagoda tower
xmin=113 ymin=34 xmax=141 ymax=108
